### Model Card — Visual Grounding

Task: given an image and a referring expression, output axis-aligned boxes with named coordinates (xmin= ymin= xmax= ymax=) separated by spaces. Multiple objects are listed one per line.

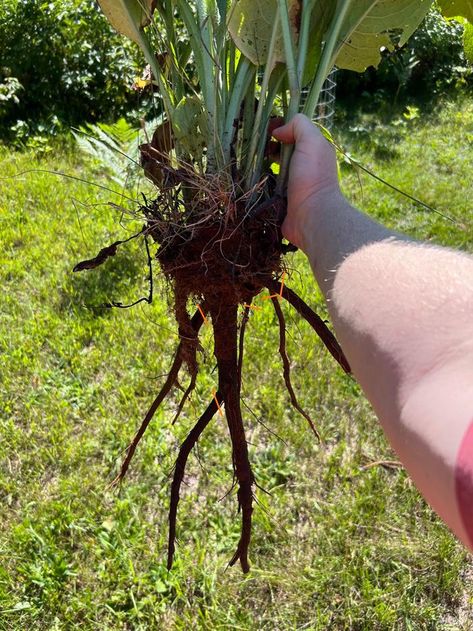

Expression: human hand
xmin=272 ymin=114 xmax=341 ymax=251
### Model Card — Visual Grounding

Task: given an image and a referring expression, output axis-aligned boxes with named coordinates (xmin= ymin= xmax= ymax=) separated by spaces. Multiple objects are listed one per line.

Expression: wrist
xmin=297 ymin=188 xmax=348 ymax=254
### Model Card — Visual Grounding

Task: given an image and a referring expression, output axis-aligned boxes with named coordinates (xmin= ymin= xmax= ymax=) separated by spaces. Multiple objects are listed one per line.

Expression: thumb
xmin=272 ymin=113 xmax=317 ymax=145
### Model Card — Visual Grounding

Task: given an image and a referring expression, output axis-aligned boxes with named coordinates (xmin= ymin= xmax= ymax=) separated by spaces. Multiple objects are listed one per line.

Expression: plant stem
xmin=277 ymin=0 xmax=299 ymax=109
xmin=303 ymin=0 xmax=353 ymax=119
xmin=222 ymin=57 xmax=253 ymax=164
xmin=275 ymin=0 xmax=302 ymax=192
xmin=137 ymin=32 xmax=174 ymax=115
xmin=296 ymin=0 xmax=316 ymax=85
xmin=239 ymin=75 xmax=256 ymax=172
xmin=243 ymin=10 xmax=281 ymax=187
xmin=228 ymin=39 xmax=236 ymax=89
xmin=162 ymin=0 xmax=185 ymax=101
xmin=248 ymin=67 xmax=284 ymax=191
xmin=197 ymin=0 xmax=220 ymax=171
xmin=176 ymin=0 xmax=221 ymax=171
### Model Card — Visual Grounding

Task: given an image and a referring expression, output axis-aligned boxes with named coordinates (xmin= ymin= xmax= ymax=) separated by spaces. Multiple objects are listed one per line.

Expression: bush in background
xmin=337 ymin=7 xmax=472 ymax=114
xmin=0 ymin=0 xmax=143 ymax=144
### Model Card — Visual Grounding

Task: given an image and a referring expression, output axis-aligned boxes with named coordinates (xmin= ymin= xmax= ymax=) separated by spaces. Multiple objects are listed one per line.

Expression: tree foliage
xmin=0 ymin=0 xmax=141 ymax=142
xmin=337 ymin=6 xmax=472 ymax=109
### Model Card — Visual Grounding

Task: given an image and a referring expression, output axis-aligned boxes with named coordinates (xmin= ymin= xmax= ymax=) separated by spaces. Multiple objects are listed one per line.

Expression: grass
xmin=0 ymin=98 xmax=472 ymax=630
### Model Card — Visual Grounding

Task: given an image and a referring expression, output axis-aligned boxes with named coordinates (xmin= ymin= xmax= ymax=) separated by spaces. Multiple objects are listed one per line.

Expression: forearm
xmin=299 ymin=191 xmax=403 ymax=294
xmin=302 ymin=194 xmax=473 ymax=546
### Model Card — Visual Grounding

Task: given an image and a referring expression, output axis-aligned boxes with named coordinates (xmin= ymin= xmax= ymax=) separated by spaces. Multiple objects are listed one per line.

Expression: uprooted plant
xmin=73 ymin=0 xmax=473 ymax=572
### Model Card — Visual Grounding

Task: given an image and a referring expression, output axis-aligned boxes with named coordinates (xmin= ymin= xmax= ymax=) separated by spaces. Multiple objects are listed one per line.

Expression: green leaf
xmin=464 ymin=21 xmax=473 ymax=62
xmin=227 ymin=0 xmax=300 ymax=65
xmin=302 ymin=1 xmax=336 ymax=84
xmin=335 ymin=0 xmax=434 ymax=72
xmin=228 ymin=0 xmax=335 ymax=82
xmin=438 ymin=0 xmax=473 ymax=22
xmin=228 ymin=0 xmax=433 ymax=73
xmin=97 ymin=0 xmax=156 ymax=43
xmin=173 ymin=96 xmax=208 ymax=161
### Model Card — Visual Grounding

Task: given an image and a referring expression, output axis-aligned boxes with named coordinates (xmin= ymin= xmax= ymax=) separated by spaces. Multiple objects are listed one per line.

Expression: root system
xmin=75 ymin=148 xmax=350 ymax=573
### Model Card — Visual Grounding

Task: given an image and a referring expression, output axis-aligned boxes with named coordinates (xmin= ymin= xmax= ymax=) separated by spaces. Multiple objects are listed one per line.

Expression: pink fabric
xmin=455 ymin=419 xmax=473 ymax=546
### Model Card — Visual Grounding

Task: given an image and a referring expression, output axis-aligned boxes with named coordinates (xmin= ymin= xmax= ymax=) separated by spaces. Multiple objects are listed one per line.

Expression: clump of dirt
xmin=74 ymin=140 xmax=350 ymax=574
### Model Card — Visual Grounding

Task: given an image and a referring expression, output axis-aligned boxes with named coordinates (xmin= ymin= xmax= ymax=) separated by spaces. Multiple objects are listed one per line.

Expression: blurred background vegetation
xmin=336 ymin=6 xmax=472 ymax=113
xmin=0 ymin=0 xmax=143 ymax=147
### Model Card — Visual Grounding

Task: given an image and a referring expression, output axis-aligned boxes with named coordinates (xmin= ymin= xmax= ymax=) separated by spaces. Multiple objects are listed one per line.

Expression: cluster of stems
xmin=133 ymin=0 xmax=354 ymax=191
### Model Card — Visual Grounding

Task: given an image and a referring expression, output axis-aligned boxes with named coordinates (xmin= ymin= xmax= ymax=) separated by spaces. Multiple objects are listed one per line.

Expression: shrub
xmin=0 ymin=0 xmax=142 ymax=142
xmin=336 ymin=7 xmax=472 ymax=112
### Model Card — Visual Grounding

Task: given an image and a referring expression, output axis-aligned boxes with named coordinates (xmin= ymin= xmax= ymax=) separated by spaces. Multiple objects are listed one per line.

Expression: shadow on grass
xmin=57 ymin=246 xmax=148 ymax=318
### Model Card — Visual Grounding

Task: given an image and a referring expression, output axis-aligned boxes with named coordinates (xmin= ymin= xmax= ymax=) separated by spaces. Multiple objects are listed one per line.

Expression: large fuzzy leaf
xmin=227 ymin=0 xmax=301 ymax=65
xmin=438 ymin=0 xmax=473 ymax=22
xmin=228 ymin=0 xmax=434 ymax=73
xmin=335 ymin=0 xmax=434 ymax=72
xmin=227 ymin=0 xmax=336 ymax=76
xmin=97 ymin=0 xmax=156 ymax=43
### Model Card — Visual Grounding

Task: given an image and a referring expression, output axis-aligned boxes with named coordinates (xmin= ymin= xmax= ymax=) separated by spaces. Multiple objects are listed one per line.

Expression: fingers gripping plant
xmin=76 ymin=0 xmax=473 ymax=571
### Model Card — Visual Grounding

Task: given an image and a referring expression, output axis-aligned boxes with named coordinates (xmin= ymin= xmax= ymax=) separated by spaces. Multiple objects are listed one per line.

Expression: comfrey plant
xmin=74 ymin=0 xmax=473 ymax=571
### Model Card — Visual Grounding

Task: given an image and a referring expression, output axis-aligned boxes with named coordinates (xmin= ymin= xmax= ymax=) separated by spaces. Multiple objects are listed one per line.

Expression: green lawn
xmin=0 ymin=98 xmax=472 ymax=630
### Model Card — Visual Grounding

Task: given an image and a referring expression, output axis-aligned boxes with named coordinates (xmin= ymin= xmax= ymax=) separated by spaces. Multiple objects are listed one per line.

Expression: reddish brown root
xmin=110 ymin=306 xmax=206 ymax=487
xmin=271 ymin=297 xmax=320 ymax=441
xmin=213 ymin=303 xmax=254 ymax=574
xmin=237 ymin=304 xmax=250 ymax=391
xmin=267 ymin=280 xmax=351 ymax=374
xmin=227 ymin=477 xmax=253 ymax=573
xmin=109 ymin=274 xmax=348 ymax=571
xmin=78 ymin=160 xmax=354 ymax=573
xmin=167 ymin=392 xmax=223 ymax=570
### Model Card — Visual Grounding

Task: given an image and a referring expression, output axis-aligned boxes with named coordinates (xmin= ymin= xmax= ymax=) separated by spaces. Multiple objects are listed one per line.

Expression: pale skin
xmin=273 ymin=114 xmax=473 ymax=549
